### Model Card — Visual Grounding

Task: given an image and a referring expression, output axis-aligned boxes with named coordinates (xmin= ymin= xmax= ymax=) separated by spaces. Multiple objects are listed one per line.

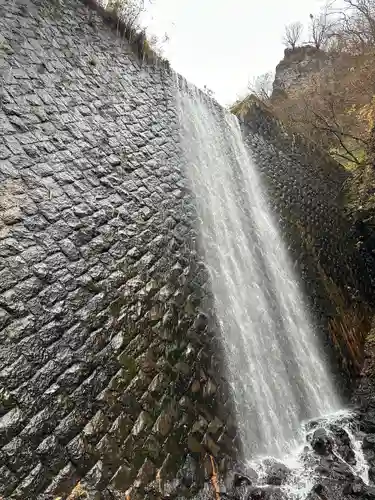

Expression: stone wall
xmin=238 ymin=98 xmax=373 ymax=386
xmin=0 ymin=1 xmax=237 ymax=498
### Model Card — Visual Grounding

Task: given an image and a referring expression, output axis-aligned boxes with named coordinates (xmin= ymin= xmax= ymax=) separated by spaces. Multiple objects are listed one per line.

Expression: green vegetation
xmin=329 ymin=147 xmax=367 ymax=170
xmin=230 ymin=96 xmax=253 ymax=116
xmin=101 ymin=0 xmax=170 ymax=66
xmin=0 ymin=38 xmax=14 ymax=55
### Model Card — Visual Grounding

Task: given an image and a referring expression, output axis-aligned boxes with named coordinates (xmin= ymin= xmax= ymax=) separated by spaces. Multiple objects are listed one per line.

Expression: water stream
xmin=176 ymin=82 xmax=341 ymax=461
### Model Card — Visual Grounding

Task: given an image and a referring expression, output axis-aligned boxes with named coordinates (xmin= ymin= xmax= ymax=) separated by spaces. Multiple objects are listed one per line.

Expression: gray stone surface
xmin=0 ymin=0 xmax=236 ymax=498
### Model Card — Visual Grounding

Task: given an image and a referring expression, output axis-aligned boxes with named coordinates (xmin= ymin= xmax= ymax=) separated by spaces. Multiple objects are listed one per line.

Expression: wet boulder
xmin=247 ymin=486 xmax=287 ymax=500
xmin=226 ymin=465 xmax=258 ymax=499
xmin=247 ymin=487 xmax=266 ymax=499
xmin=311 ymin=428 xmax=333 ymax=455
xmin=233 ymin=471 xmax=253 ymax=488
xmin=306 ymin=483 xmax=327 ymax=500
xmin=369 ymin=465 xmax=375 ymax=482
xmin=264 ymin=460 xmax=291 ymax=486
xmin=330 ymin=425 xmax=356 ymax=464
xmin=342 ymin=478 xmax=375 ymax=498
xmin=347 ymin=482 xmax=375 ymax=499
xmin=363 ymin=434 xmax=375 ymax=450
xmin=360 ymin=411 xmax=375 ymax=434
xmin=365 ymin=485 xmax=375 ymax=499
xmin=331 ymin=461 xmax=355 ymax=480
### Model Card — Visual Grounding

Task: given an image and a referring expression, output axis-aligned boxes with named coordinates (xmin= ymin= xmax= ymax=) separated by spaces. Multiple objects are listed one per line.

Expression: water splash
xmin=248 ymin=410 xmax=369 ymax=499
xmin=177 ymin=82 xmax=340 ymax=459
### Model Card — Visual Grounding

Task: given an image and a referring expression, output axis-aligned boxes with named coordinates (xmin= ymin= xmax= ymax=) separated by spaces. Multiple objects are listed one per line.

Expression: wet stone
xmin=187 ymin=433 xmax=204 ymax=454
xmin=0 ymin=407 xmax=24 ymax=447
xmin=132 ymin=411 xmax=153 ymax=437
xmin=153 ymin=411 xmax=173 ymax=438
xmin=264 ymin=460 xmax=291 ymax=486
xmin=191 ymin=416 xmax=208 ymax=436
xmin=203 ymin=433 xmax=220 ymax=457
xmin=310 ymin=427 xmax=333 ymax=455
xmin=363 ymin=433 xmax=375 ymax=450
xmin=0 ymin=464 xmax=18 ymax=497
xmin=110 ymin=462 xmax=136 ymax=491
xmin=207 ymin=416 xmax=223 ymax=435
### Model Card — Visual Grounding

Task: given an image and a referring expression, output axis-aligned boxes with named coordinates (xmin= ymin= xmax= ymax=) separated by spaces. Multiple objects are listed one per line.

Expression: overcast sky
xmin=142 ymin=0 xmax=329 ymax=105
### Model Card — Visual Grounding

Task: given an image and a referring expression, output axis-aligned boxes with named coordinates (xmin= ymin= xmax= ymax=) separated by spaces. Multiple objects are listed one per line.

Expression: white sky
xmin=143 ymin=0 xmax=329 ymax=105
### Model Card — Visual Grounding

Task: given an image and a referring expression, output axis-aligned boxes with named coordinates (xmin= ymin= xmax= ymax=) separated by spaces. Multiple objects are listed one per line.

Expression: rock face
xmin=0 ymin=0 xmax=236 ymax=498
xmin=238 ymin=98 xmax=374 ymax=388
xmin=272 ymin=46 xmax=331 ymax=99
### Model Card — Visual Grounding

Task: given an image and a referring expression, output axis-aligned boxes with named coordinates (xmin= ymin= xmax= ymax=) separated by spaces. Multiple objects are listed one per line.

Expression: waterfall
xmin=177 ymin=83 xmax=340 ymax=460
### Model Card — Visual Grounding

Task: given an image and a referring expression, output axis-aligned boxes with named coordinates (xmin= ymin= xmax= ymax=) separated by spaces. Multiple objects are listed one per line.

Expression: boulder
xmin=363 ymin=434 xmax=375 ymax=450
xmin=248 ymin=486 xmax=286 ymax=500
xmin=343 ymin=481 xmax=375 ymax=499
xmin=264 ymin=460 xmax=290 ymax=486
xmin=364 ymin=485 xmax=375 ymax=499
xmin=310 ymin=428 xmax=333 ymax=455
xmin=247 ymin=487 xmax=266 ymax=499
xmin=233 ymin=471 xmax=253 ymax=487
xmin=369 ymin=465 xmax=375 ymax=483
xmin=330 ymin=426 xmax=356 ymax=464
xmin=331 ymin=462 xmax=355 ymax=480
xmin=343 ymin=478 xmax=365 ymax=496
xmin=360 ymin=411 xmax=375 ymax=433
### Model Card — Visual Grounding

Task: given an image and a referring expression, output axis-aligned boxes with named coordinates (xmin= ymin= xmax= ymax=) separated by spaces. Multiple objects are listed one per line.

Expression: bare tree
xmin=248 ymin=72 xmax=274 ymax=102
xmin=345 ymin=0 xmax=375 ymax=42
xmin=309 ymin=1 xmax=337 ymax=49
xmin=283 ymin=22 xmax=304 ymax=49
xmin=331 ymin=0 xmax=375 ymax=53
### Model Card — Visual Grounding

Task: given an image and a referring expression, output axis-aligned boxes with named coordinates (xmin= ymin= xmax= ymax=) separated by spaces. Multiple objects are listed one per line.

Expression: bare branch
xmin=248 ymin=72 xmax=274 ymax=102
xmin=283 ymin=22 xmax=303 ymax=49
xmin=328 ymin=0 xmax=375 ymax=52
xmin=309 ymin=1 xmax=337 ymax=49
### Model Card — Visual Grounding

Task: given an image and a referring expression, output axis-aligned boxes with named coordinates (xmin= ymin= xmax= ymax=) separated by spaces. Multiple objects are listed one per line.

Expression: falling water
xmin=177 ymin=83 xmax=340 ymax=460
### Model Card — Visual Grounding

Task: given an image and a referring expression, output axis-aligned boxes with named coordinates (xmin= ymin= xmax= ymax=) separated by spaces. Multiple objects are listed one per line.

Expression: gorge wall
xmin=0 ymin=0 xmax=373 ymax=499
xmin=238 ymin=99 xmax=373 ymax=384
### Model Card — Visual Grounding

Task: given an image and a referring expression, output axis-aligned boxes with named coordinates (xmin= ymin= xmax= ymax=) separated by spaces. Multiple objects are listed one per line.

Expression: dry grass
xmin=232 ymin=48 xmax=375 ymax=172
xmin=80 ymin=0 xmax=170 ymax=68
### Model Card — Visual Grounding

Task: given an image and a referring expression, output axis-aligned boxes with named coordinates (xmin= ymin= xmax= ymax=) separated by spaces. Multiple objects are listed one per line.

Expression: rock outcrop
xmin=272 ymin=45 xmax=331 ymax=99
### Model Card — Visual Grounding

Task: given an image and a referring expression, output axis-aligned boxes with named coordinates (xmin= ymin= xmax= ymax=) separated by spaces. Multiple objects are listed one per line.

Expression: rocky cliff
xmin=272 ymin=45 xmax=331 ymax=99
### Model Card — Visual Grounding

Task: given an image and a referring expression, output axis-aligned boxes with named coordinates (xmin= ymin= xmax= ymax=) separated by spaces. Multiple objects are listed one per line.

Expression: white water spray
xmin=177 ymin=83 xmax=340 ymax=459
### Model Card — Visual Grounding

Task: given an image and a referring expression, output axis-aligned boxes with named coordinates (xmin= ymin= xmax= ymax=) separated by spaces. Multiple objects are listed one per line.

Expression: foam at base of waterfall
xmin=247 ymin=409 xmax=369 ymax=499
